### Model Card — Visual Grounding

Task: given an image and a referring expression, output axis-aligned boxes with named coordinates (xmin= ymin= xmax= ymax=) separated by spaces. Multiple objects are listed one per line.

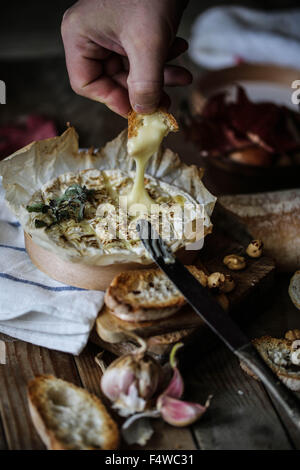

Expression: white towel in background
xmin=189 ymin=6 xmax=300 ymax=70
xmin=0 ymin=183 xmax=104 ymax=355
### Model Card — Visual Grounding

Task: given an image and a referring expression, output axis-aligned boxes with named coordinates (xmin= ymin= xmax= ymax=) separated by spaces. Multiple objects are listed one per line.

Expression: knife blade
xmin=137 ymin=218 xmax=249 ymax=352
xmin=137 ymin=219 xmax=300 ymax=428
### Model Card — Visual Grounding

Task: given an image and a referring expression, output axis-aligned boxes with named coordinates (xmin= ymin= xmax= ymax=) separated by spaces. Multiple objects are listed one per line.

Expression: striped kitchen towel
xmin=0 ymin=183 xmax=104 ymax=355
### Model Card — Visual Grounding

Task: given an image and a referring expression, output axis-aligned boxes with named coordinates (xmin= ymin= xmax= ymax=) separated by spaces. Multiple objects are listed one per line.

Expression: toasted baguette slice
xmin=289 ymin=271 xmax=300 ymax=310
xmin=128 ymin=109 xmax=179 ymax=140
xmin=27 ymin=375 xmax=119 ymax=450
xmin=104 ymin=266 xmax=207 ymax=322
xmin=241 ymin=335 xmax=300 ymax=391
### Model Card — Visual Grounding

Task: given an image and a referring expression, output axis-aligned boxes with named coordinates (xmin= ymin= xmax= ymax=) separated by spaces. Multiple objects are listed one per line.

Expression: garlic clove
xmin=162 ymin=366 xmax=184 ymax=399
xmin=101 ymin=366 xmax=135 ymax=402
xmin=158 ymin=395 xmax=212 ymax=427
xmin=139 ymin=358 xmax=160 ymax=399
xmin=160 ymin=342 xmax=184 ymax=399
xmin=100 ymin=351 xmax=162 ymax=416
xmin=113 ymin=382 xmax=148 ymax=417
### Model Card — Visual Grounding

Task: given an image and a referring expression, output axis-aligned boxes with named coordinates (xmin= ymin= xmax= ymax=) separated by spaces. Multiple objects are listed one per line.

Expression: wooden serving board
xmin=93 ymin=204 xmax=276 ymax=361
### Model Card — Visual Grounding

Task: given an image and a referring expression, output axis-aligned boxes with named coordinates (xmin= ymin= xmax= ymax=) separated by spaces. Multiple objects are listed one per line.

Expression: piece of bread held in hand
xmin=240 ymin=333 xmax=300 ymax=391
xmin=128 ymin=109 xmax=179 ymax=140
xmin=104 ymin=266 xmax=207 ymax=322
xmin=27 ymin=375 xmax=119 ymax=450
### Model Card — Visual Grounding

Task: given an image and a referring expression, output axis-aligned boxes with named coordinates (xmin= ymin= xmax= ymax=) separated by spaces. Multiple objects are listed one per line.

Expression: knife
xmin=137 ymin=219 xmax=300 ymax=429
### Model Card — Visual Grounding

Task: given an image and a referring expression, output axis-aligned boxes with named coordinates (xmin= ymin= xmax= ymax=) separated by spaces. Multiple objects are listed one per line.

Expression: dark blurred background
xmin=0 ymin=0 xmax=299 ymax=149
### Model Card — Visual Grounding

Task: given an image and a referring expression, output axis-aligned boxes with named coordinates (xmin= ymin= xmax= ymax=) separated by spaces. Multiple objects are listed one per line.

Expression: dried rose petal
xmin=185 ymin=85 xmax=300 ymax=158
xmin=158 ymin=395 xmax=212 ymax=427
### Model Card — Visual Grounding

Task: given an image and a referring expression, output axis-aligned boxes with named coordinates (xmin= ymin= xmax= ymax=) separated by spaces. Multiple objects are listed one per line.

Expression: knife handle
xmin=236 ymin=343 xmax=300 ymax=429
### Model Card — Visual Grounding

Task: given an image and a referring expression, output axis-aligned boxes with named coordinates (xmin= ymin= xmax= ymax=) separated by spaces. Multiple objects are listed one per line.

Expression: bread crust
xmin=104 ymin=266 xmax=207 ymax=322
xmin=27 ymin=375 xmax=119 ymax=450
xmin=241 ymin=335 xmax=300 ymax=391
xmin=128 ymin=109 xmax=179 ymax=140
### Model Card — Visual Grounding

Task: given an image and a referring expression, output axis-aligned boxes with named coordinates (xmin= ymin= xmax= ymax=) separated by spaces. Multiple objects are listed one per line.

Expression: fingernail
xmin=133 ymin=103 xmax=157 ymax=114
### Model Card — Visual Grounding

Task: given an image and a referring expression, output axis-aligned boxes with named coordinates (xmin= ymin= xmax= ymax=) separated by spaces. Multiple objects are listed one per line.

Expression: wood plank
xmin=0 ymin=339 xmax=80 ymax=450
xmin=0 ymin=418 xmax=8 ymax=450
xmin=74 ymin=342 xmax=103 ymax=397
xmin=137 ymin=420 xmax=197 ymax=451
xmin=183 ymin=344 xmax=293 ymax=450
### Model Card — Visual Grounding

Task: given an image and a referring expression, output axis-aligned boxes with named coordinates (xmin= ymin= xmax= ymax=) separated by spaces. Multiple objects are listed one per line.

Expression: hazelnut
xmin=223 ymin=254 xmax=246 ymax=271
xmin=285 ymin=329 xmax=300 ymax=341
xmin=246 ymin=240 xmax=263 ymax=258
xmin=207 ymin=272 xmax=225 ymax=289
xmin=216 ymin=293 xmax=229 ymax=311
xmin=291 ymin=340 xmax=300 ymax=365
xmin=220 ymin=274 xmax=235 ymax=293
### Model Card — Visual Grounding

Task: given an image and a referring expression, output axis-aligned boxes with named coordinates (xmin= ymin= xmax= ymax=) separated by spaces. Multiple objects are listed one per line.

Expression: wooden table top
xmin=0 ymin=58 xmax=299 ymax=451
xmin=0 ymin=273 xmax=299 ymax=451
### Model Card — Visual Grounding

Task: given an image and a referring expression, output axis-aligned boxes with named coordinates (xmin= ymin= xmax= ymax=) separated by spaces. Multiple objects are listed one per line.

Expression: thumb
xmin=125 ymin=37 xmax=167 ymax=113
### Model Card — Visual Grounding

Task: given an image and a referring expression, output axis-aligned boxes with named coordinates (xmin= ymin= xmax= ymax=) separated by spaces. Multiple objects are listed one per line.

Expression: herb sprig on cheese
xmin=27 ymin=184 xmax=96 ymax=228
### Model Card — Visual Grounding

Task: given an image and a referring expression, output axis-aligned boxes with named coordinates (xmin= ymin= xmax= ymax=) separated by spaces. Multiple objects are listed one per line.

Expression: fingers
xmin=107 ymin=65 xmax=192 ymax=91
xmin=63 ymin=36 xmax=131 ymax=116
xmin=62 ymin=19 xmax=190 ymax=117
xmin=164 ymin=65 xmax=193 ymax=87
xmin=125 ymin=36 xmax=167 ymax=113
xmin=68 ymin=55 xmax=131 ymax=116
xmin=82 ymin=74 xmax=131 ymax=117
xmin=125 ymin=34 xmax=191 ymax=113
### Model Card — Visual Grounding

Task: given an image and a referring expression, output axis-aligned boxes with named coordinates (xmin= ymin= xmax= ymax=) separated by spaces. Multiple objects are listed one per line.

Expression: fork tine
xmin=137 ymin=219 xmax=175 ymax=264
xmin=136 ymin=219 xmax=156 ymax=260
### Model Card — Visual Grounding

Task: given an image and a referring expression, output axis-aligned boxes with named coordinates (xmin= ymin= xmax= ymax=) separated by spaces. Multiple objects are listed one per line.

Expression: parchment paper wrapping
xmin=0 ymin=127 xmax=216 ymax=265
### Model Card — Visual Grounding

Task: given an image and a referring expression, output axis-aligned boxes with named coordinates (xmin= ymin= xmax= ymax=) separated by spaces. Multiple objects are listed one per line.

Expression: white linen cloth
xmin=189 ymin=6 xmax=300 ymax=70
xmin=0 ymin=182 xmax=104 ymax=355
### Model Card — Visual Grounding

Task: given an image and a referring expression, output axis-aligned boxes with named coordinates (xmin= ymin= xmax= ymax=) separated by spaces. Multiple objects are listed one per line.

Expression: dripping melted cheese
xmin=126 ymin=114 xmax=169 ymax=210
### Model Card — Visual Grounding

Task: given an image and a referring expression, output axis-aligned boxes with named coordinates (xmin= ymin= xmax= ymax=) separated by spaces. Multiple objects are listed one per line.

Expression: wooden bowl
xmin=25 ymin=232 xmax=198 ymax=290
xmin=190 ymin=63 xmax=300 ymax=195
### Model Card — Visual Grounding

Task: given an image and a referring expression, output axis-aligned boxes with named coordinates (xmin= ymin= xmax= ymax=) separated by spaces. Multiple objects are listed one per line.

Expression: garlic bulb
xmin=121 ymin=342 xmax=213 ymax=445
xmin=101 ymin=352 xmax=162 ymax=417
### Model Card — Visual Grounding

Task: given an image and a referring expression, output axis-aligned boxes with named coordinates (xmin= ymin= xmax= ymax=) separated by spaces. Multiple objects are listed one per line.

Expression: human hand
xmin=61 ymin=0 xmax=192 ymax=117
